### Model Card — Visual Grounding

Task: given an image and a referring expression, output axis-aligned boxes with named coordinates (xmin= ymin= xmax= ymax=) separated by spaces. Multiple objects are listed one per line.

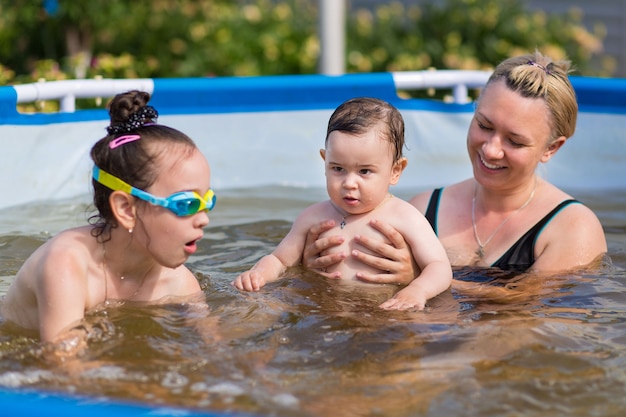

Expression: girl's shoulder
xmin=33 ymin=227 xmax=99 ymax=270
xmin=48 ymin=226 xmax=98 ymax=250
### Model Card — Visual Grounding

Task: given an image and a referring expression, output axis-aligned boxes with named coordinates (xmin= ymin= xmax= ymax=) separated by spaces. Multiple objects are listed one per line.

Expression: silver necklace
xmin=471 ymin=182 xmax=536 ymax=259
xmin=330 ymin=194 xmax=393 ymax=229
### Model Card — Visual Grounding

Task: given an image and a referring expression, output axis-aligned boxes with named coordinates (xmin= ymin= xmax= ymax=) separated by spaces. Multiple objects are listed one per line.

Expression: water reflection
xmin=0 ymin=188 xmax=625 ymax=417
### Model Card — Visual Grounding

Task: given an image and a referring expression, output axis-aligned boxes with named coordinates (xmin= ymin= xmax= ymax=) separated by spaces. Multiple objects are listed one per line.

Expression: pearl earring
xmin=128 ymin=228 xmax=133 ymax=234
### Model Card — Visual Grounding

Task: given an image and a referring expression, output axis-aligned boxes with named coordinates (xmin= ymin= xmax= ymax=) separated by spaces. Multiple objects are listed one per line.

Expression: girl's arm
xmin=36 ymin=244 xmax=89 ymax=343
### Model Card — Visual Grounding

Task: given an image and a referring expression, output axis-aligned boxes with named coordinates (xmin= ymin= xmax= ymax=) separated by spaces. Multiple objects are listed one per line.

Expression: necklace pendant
xmin=340 ymin=218 xmax=346 ymax=229
xmin=476 ymin=246 xmax=485 ymax=259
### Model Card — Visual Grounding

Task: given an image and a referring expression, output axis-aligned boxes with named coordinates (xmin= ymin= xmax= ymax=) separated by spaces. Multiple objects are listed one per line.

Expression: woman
xmin=303 ymin=51 xmax=607 ymax=287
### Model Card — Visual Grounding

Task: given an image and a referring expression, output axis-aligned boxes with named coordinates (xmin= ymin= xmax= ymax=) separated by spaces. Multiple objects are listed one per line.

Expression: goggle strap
xmin=93 ymin=166 xmax=215 ymax=214
xmin=93 ymin=167 xmax=133 ymax=194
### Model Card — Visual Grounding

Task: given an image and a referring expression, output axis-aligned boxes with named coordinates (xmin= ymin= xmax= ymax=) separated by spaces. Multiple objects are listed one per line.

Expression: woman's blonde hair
xmin=484 ymin=50 xmax=578 ymax=142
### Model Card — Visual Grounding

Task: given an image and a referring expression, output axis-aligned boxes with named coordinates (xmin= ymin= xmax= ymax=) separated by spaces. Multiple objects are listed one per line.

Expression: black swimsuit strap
xmin=424 ymin=188 xmax=443 ymax=235
xmin=491 ymin=199 xmax=581 ymax=271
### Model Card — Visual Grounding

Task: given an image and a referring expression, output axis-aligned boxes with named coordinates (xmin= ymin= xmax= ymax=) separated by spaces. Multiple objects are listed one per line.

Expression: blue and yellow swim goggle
xmin=92 ymin=166 xmax=216 ymax=217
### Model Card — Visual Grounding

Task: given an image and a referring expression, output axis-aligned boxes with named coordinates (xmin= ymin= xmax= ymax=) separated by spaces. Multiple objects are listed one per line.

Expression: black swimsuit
xmin=425 ymin=188 xmax=580 ymax=272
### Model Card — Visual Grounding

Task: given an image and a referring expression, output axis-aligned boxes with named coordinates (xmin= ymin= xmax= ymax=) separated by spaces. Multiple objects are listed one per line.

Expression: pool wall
xmin=1 ymin=72 xmax=625 ymax=210
xmin=0 ymin=73 xmax=626 ymax=208
xmin=0 ymin=388 xmax=249 ymax=417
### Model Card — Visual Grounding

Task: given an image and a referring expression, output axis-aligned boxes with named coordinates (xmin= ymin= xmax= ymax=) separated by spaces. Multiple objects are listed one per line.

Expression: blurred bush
xmin=0 ymin=0 xmax=610 ymax=108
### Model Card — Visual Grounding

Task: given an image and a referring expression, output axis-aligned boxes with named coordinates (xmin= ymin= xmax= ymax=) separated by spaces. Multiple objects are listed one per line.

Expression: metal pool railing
xmin=10 ymin=70 xmax=491 ymax=113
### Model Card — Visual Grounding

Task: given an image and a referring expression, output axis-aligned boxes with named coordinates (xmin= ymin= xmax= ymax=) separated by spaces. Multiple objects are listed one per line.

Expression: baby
xmin=233 ymin=97 xmax=451 ymax=310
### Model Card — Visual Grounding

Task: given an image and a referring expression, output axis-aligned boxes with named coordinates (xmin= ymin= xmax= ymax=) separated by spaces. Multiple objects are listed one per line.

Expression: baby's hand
xmin=232 ymin=270 xmax=267 ymax=292
xmin=379 ymin=286 xmax=426 ymax=311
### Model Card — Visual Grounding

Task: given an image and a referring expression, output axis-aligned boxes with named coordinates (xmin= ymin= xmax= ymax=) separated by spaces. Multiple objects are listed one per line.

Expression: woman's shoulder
xmin=534 ymin=180 xmax=592 ymax=218
xmin=408 ymin=179 xmax=473 ymax=212
xmin=532 ymin=196 xmax=607 ymax=269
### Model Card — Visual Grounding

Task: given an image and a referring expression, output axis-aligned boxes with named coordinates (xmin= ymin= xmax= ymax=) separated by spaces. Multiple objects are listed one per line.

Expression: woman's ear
xmin=541 ymin=136 xmax=567 ymax=163
xmin=109 ymin=191 xmax=136 ymax=231
xmin=390 ymin=157 xmax=408 ymax=185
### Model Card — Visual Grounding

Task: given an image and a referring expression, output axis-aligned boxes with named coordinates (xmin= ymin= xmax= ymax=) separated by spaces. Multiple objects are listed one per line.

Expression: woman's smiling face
xmin=467 ymin=80 xmax=555 ymax=191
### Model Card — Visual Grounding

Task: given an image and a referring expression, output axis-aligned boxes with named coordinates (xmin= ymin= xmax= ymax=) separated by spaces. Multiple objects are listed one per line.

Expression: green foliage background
xmin=0 ymin=0 xmax=611 ymax=88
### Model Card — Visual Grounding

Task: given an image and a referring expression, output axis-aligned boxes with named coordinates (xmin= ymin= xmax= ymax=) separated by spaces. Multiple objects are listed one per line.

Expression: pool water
xmin=1 ymin=186 xmax=625 ymax=417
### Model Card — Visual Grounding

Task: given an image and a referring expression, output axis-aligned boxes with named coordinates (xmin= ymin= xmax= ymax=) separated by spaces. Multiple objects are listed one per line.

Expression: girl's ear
xmin=541 ymin=136 xmax=567 ymax=163
xmin=390 ymin=157 xmax=408 ymax=185
xmin=109 ymin=191 xmax=136 ymax=231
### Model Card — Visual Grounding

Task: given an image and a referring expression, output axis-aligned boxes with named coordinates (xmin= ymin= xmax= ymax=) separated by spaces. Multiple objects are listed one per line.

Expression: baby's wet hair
xmin=89 ymin=90 xmax=197 ymax=239
xmin=326 ymin=97 xmax=405 ymax=163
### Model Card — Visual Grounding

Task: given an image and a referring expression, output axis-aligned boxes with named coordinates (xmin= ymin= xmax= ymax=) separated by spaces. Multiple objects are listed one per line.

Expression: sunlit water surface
xmin=0 ymin=186 xmax=625 ymax=417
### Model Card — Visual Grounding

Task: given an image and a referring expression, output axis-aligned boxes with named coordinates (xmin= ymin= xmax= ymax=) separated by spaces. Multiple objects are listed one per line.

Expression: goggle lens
xmin=167 ymin=190 xmax=216 ymax=216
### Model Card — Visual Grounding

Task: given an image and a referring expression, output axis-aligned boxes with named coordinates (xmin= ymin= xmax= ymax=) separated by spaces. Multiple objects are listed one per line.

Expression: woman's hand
xmin=302 ymin=219 xmax=345 ymax=278
xmin=353 ymin=219 xmax=418 ymax=286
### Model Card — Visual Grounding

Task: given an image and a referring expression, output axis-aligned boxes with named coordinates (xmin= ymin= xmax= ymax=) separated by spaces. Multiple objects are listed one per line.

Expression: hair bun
xmin=106 ymin=105 xmax=159 ymax=135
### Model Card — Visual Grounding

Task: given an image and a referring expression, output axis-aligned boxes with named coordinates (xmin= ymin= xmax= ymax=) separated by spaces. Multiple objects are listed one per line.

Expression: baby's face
xmin=321 ymin=127 xmax=400 ymax=215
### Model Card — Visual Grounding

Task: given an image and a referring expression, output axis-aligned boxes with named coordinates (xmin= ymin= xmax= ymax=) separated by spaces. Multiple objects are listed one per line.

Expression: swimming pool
xmin=1 ymin=72 xmax=625 ymax=416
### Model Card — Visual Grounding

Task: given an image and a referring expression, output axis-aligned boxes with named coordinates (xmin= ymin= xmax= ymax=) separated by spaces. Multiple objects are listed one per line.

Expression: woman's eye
xmin=477 ymin=120 xmax=491 ymax=131
xmin=508 ymin=138 xmax=524 ymax=147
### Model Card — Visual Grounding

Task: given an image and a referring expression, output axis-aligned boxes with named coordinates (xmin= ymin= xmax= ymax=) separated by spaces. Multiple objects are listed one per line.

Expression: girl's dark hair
xmin=326 ymin=97 xmax=405 ymax=162
xmin=89 ymin=90 xmax=197 ymax=240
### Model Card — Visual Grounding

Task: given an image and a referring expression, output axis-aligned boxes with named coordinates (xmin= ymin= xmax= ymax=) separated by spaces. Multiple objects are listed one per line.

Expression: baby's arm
xmin=232 ymin=253 xmax=288 ymax=291
xmin=232 ymin=206 xmax=318 ymax=292
xmin=380 ymin=204 xmax=452 ymax=310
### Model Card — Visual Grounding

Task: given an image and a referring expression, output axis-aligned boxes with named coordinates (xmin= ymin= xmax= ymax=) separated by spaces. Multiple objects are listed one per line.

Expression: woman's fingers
xmin=302 ymin=219 xmax=345 ymax=271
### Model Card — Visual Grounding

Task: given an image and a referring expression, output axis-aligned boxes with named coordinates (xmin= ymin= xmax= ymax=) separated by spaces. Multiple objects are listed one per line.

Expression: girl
xmin=1 ymin=90 xmax=215 ymax=344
